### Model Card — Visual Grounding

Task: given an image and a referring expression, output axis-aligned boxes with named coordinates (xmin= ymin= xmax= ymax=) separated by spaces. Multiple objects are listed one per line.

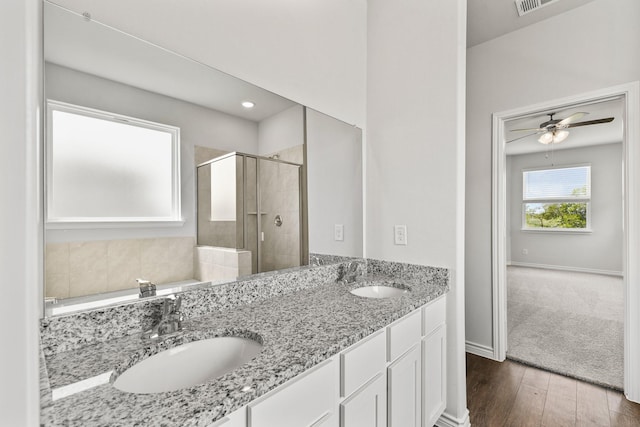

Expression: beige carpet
xmin=507 ymin=266 xmax=624 ymax=389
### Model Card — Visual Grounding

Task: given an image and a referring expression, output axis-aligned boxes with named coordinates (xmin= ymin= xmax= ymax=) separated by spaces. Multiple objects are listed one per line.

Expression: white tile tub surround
xmin=194 ymin=246 xmax=252 ymax=282
xmin=45 ymin=237 xmax=196 ymax=299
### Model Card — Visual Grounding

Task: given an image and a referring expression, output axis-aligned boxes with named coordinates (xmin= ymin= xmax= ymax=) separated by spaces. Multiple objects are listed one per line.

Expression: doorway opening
xmin=491 ymin=82 xmax=640 ymax=402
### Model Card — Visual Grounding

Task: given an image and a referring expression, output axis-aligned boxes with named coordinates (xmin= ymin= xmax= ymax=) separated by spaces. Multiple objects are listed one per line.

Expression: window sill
xmin=46 ymin=219 xmax=186 ymax=230
xmin=520 ymin=228 xmax=592 ymax=234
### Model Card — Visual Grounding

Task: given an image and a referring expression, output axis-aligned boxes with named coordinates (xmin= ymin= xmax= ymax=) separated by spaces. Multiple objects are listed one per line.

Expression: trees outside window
xmin=522 ymin=166 xmax=590 ymax=231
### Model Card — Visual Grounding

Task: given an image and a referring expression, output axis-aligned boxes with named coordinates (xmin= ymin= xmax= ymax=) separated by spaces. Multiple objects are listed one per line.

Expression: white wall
xmin=257 ymin=105 xmax=304 ymax=157
xmin=1 ymin=0 xmax=41 ymax=424
xmin=48 ymin=0 xmax=367 ymax=127
xmin=307 ymin=109 xmax=363 ymax=257
xmin=466 ymin=0 xmax=640 ymax=350
xmin=367 ymin=0 xmax=468 ymax=423
xmin=508 ymin=144 xmax=623 ymax=274
xmin=45 ymin=63 xmax=259 ymax=243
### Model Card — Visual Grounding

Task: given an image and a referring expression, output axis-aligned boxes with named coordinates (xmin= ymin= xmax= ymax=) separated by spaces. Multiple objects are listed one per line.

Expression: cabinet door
xmin=422 ymin=324 xmax=446 ymax=427
xmin=248 ymin=358 xmax=338 ymax=427
xmin=388 ymin=344 xmax=421 ymax=427
xmin=340 ymin=373 xmax=387 ymax=427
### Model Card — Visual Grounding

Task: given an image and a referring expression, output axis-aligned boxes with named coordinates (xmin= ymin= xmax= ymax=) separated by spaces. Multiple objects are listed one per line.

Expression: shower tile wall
xmin=267 ymin=144 xmax=304 ymax=164
xmin=197 ymin=163 xmax=238 ymax=248
xmin=45 ymin=237 xmax=195 ymax=299
xmin=195 ymin=145 xmax=229 ymax=168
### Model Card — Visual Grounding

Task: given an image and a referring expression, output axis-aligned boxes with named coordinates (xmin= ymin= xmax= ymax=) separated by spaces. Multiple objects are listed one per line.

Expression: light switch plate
xmin=394 ymin=225 xmax=407 ymax=245
xmin=334 ymin=224 xmax=344 ymax=241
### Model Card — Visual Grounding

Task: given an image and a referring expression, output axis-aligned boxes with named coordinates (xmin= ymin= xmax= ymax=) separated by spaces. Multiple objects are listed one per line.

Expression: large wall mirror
xmin=43 ymin=1 xmax=363 ymax=317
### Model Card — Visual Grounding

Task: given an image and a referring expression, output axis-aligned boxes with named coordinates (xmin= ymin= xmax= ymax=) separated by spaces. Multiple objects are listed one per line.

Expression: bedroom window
xmin=522 ymin=165 xmax=591 ymax=231
xmin=46 ymin=100 xmax=181 ymax=225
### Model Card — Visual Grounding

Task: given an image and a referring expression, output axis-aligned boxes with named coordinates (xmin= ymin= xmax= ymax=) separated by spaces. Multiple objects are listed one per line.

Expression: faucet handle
xmin=173 ymin=295 xmax=182 ymax=312
xmin=137 ymin=278 xmax=156 ymax=298
xmin=163 ymin=294 xmax=182 ymax=314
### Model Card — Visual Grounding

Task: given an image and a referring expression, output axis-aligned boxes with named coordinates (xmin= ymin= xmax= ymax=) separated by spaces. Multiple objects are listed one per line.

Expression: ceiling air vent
xmin=515 ymin=0 xmax=560 ymax=17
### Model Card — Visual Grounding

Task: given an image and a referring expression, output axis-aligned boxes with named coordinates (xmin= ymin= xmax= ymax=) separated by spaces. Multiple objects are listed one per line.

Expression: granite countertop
xmin=41 ymin=272 xmax=448 ymax=426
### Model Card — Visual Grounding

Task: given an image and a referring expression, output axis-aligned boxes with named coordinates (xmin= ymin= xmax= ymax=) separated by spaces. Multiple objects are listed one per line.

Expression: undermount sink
xmin=350 ymin=285 xmax=409 ymax=299
xmin=113 ymin=336 xmax=263 ymax=394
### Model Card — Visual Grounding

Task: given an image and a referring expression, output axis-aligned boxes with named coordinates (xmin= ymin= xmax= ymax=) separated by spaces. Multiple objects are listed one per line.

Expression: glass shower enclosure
xmin=196 ymin=152 xmax=304 ymax=275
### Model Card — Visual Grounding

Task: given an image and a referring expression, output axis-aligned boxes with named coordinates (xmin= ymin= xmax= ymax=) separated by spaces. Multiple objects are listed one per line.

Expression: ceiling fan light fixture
xmin=553 ymin=130 xmax=569 ymax=143
xmin=538 ymin=132 xmax=553 ymax=144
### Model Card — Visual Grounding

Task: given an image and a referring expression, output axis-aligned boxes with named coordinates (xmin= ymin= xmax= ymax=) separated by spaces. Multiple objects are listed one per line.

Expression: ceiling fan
xmin=507 ymin=112 xmax=615 ymax=145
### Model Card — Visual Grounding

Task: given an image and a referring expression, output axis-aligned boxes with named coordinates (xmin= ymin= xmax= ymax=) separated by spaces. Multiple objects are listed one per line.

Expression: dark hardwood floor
xmin=466 ymin=353 xmax=640 ymax=426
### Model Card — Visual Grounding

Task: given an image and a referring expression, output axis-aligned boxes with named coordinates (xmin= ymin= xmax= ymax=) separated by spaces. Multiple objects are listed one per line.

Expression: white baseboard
xmin=436 ymin=410 xmax=471 ymax=427
xmin=465 ymin=341 xmax=497 ymax=360
xmin=508 ymin=261 xmax=623 ymax=277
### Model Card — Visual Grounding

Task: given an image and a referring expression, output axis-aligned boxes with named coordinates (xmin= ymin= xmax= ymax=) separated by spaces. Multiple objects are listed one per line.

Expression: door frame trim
xmin=491 ymin=81 xmax=640 ymax=402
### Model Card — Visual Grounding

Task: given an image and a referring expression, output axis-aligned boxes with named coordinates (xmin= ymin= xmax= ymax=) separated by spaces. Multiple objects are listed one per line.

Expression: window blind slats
xmin=523 ymin=166 xmax=590 ymax=200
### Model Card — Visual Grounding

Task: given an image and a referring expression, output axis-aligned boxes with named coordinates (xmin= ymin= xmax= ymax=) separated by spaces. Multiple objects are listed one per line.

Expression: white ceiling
xmin=467 ymin=0 xmax=597 ymax=47
xmin=44 ymin=2 xmax=297 ymax=122
xmin=467 ymin=0 xmax=623 ymax=156
xmin=504 ymin=97 xmax=623 ymax=156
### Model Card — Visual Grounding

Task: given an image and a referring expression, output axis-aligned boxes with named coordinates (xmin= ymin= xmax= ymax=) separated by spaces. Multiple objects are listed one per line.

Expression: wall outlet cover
xmin=394 ymin=225 xmax=407 ymax=245
xmin=334 ymin=224 xmax=344 ymax=241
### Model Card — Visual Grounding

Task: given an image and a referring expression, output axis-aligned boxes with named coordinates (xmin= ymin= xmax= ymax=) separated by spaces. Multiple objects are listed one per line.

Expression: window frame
xmin=521 ymin=163 xmax=592 ymax=233
xmin=45 ymin=100 xmax=182 ymax=228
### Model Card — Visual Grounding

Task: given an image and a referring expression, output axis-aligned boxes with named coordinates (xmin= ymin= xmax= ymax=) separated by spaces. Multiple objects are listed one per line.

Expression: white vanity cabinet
xmin=339 ymin=329 xmax=387 ymax=426
xmin=210 ymin=410 xmax=246 ymax=427
xmin=386 ymin=308 xmax=422 ymax=427
xmin=340 ymin=373 xmax=387 ymax=427
xmin=422 ymin=296 xmax=447 ymax=427
xmin=216 ymin=295 xmax=447 ymax=427
xmin=247 ymin=358 xmax=339 ymax=427
xmin=388 ymin=343 xmax=421 ymax=427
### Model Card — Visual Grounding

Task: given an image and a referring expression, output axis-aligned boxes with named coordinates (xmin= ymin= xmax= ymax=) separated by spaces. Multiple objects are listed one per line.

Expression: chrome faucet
xmin=145 ymin=295 xmax=184 ymax=340
xmin=338 ymin=261 xmax=360 ymax=284
xmin=137 ymin=278 xmax=156 ymax=298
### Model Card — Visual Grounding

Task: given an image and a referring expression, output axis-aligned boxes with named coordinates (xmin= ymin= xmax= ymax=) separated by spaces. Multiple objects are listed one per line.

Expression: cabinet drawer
xmin=248 ymin=358 xmax=338 ymax=427
xmin=422 ymin=295 xmax=446 ymax=337
xmin=340 ymin=329 xmax=386 ymax=397
xmin=387 ymin=309 xmax=421 ymax=362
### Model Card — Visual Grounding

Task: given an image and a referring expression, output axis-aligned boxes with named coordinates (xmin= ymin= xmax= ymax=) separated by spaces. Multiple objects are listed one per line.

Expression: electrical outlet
xmin=522 ymin=248 xmax=528 ymax=255
xmin=394 ymin=225 xmax=407 ymax=245
xmin=334 ymin=224 xmax=344 ymax=241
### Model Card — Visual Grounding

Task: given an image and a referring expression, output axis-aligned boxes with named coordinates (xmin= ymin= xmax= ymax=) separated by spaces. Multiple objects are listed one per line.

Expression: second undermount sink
xmin=350 ymin=285 xmax=409 ymax=299
xmin=113 ymin=336 xmax=263 ymax=394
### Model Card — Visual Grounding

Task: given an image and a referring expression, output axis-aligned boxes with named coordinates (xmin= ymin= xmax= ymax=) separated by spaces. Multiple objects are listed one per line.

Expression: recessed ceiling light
xmin=242 ymin=101 xmax=255 ymax=109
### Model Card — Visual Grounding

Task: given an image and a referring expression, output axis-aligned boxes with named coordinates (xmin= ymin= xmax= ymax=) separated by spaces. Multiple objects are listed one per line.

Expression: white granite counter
xmin=40 ymin=258 xmax=448 ymax=426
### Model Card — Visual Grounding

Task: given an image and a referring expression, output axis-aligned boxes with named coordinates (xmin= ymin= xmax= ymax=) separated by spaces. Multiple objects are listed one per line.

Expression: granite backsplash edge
xmin=40 ymin=257 xmax=449 ymax=356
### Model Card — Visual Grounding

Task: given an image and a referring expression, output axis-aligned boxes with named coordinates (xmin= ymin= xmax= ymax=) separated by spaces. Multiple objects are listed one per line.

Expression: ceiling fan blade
xmin=556 ymin=112 xmax=588 ymax=127
xmin=506 ymin=132 xmax=540 ymax=144
xmin=510 ymin=127 xmax=544 ymax=133
xmin=566 ymin=117 xmax=615 ymax=128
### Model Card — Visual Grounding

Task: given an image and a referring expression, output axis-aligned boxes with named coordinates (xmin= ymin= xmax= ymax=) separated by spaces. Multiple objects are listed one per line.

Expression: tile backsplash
xmin=45 ymin=237 xmax=195 ymax=299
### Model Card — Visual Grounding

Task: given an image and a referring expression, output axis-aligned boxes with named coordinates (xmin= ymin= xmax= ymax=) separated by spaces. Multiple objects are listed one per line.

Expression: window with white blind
xmin=46 ymin=100 xmax=181 ymax=225
xmin=522 ymin=165 xmax=591 ymax=231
